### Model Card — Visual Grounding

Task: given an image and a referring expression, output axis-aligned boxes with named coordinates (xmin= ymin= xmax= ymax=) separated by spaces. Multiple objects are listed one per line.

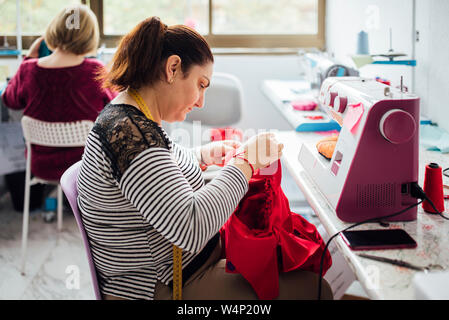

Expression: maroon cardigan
xmin=2 ymin=57 xmax=117 ymax=180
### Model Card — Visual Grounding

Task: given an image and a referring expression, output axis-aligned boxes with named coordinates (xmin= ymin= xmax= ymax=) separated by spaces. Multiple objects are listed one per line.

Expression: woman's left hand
xmin=201 ymin=140 xmax=242 ymax=167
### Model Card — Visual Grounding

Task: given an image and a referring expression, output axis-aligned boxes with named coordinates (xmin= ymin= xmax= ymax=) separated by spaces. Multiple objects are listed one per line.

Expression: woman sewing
xmin=77 ymin=16 xmax=332 ymax=300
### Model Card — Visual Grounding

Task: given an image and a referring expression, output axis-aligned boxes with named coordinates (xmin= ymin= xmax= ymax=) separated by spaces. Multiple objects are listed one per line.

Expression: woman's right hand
xmin=238 ymin=132 xmax=284 ymax=171
xmin=27 ymin=36 xmax=44 ymax=58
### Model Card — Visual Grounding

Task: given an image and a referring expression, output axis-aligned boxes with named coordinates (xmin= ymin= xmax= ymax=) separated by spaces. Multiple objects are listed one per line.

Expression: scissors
xmin=358 ymin=253 xmax=445 ymax=273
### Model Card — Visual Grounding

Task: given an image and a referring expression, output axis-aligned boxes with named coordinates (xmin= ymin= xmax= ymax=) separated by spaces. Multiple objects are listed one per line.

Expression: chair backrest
xmin=60 ymin=160 xmax=102 ymax=300
xmin=21 ymin=116 xmax=94 ymax=148
xmin=185 ymin=72 xmax=244 ymax=126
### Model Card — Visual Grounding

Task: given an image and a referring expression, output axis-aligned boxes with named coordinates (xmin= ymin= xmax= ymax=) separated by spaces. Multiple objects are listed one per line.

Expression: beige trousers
xmin=153 ymin=238 xmax=333 ymax=300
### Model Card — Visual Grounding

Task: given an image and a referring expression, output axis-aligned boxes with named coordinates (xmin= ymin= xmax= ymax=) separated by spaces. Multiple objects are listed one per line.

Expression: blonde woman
xmin=2 ymin=4 xmax=116 ymax=181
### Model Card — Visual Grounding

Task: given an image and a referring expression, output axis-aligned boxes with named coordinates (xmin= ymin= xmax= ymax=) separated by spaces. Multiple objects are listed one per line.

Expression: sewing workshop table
xmin=276 ymin=130 xmax=449 ymax=300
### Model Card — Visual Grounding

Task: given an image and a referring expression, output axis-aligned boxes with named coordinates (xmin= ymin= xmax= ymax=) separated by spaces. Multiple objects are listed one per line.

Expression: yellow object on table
xmin=316 ymin=134 xmax=339 ymax=160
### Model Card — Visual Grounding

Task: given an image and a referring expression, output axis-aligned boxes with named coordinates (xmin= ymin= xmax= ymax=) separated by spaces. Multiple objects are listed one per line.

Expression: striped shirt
xmin=76 ymin=104 xmax=248 ymax=300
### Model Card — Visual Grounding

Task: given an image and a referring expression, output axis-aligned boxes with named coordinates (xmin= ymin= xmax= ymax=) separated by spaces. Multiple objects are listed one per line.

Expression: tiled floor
xmin=0 ymin=192 xmax=95 ymax=300
xmin=0 ymin=166 xmax=368 ymax=300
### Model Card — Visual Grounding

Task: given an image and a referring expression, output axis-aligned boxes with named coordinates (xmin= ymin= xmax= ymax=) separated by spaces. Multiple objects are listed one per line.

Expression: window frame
xmin=91 ymin=0 xmax=326 ymax=50
xmin=3 ymin=0 xmax=325 ymax=51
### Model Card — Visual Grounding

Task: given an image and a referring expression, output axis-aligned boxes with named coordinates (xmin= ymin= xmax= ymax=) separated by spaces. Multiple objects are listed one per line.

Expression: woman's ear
xmin=165 ymin=55 xmax=181 ymax=84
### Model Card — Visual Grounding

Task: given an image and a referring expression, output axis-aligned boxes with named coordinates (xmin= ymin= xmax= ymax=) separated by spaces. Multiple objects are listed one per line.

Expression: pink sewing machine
xmin=298 ymin=77 xmax=420 ymax=222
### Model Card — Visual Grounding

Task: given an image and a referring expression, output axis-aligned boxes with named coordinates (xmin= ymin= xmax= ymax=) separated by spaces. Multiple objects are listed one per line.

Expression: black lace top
xmin=91 ymin=103 xmax=173 ymax=182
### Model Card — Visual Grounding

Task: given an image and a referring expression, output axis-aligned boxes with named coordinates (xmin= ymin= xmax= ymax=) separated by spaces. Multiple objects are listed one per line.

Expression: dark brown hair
xmin=101 ymin=16 xmax=214 ymax=91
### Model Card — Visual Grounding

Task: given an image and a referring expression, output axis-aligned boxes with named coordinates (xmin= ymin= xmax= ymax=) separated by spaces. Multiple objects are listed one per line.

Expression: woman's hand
xmin=238 ymin=132 xmax=284 ymax=171
xmin=201 ymin=140 xmax=242 ymax=167
xmin=27 ymin=36 xmax=44 ymax=59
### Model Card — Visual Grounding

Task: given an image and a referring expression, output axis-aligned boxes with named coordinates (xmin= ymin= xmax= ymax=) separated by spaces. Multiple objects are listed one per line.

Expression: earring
xmin=169 ymin=78 xmax=174 ymax=84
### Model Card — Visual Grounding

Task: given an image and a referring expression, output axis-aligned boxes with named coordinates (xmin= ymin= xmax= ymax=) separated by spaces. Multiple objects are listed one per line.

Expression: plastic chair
xmin=184 ymin=72 xmax=244 ymax=181
xmin=185 ymin=72 xmax=243 ymax=126
xmin=60 ymin=160 xmax=102 ymax=300
xmin=20 ymin=116 xmax=94 ymax=275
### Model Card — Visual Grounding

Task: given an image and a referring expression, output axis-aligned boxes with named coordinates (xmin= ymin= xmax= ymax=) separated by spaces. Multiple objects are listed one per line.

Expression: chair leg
xmin=21 ymin=161 xmax=31 ymax=276
xmin=57 ymin=184 xmax=63 ymax=231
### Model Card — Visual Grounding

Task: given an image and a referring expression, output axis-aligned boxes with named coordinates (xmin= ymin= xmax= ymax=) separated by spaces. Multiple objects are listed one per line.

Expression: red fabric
xmin=220 ymin=160 xmax=332 ymax=299
xmin=2 ymin=57 xmax=117 ymax=180
xmin=210 ymin=127 xmax=243 ymax=142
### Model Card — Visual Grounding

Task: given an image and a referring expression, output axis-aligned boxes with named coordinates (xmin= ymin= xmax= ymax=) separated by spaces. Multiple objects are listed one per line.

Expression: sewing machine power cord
xmin=443 ymin=167 xmax=449 ymax=178
xmin=317 ymin=182 xmax=448 ymax=300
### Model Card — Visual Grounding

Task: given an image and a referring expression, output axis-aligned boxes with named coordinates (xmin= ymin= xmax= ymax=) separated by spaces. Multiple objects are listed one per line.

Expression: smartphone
xmin=340 ymin=229 xmax=417 ymax=251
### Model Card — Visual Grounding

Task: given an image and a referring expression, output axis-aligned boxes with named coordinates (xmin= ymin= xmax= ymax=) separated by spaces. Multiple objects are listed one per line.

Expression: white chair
xmin=184 ymin=72 xmax=244 ymax=181
xmin=185 ymin=72 xmax=243 ymax=126
xmin=20 ymin=115 xmax=94 ymax=275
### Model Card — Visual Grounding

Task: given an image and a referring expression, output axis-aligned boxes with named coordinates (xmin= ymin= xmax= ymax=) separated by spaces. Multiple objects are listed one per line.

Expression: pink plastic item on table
xmin=316 ymin=129 xmax=340 ymax=136
xmin=291 ymin=100 xmax=317 ymax=111
xmin=343 ymin=102 xmax=364 ymax=134
xmin=210 ymin=127 xmax=243 ymax=142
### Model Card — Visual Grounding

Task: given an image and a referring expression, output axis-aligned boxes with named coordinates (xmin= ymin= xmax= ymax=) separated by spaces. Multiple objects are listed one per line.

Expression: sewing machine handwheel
xmin=379 ymin=109 xmax=416 ymax=144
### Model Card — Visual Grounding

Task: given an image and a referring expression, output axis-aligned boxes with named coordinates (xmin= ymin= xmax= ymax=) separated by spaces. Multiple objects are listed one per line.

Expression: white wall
xmin=414 ymin=0 xmax=449 ymax=131
xmin=212 ymin=55 xmax=299 ymax=131
xmin=326 ymin=0 xmax=414 ymax=62
xmin=326 ymin=0 xmax=414 ymax=90
xmin=325 ymin=0 xmax=449 ymax=132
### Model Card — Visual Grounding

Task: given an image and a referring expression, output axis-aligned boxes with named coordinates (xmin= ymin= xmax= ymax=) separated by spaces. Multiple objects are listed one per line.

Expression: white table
xmin=261 ymin=80 xmax=340 ymax=132
xmin=276 ymin=130 xmax=449 ymax=300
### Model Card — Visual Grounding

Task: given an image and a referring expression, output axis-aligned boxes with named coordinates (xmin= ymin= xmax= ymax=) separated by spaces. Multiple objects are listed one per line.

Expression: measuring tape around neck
xmin=127 ymin=87 xmax=183 ymax=300
xmin=127 ymin=88 xmax=155 ymax=121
